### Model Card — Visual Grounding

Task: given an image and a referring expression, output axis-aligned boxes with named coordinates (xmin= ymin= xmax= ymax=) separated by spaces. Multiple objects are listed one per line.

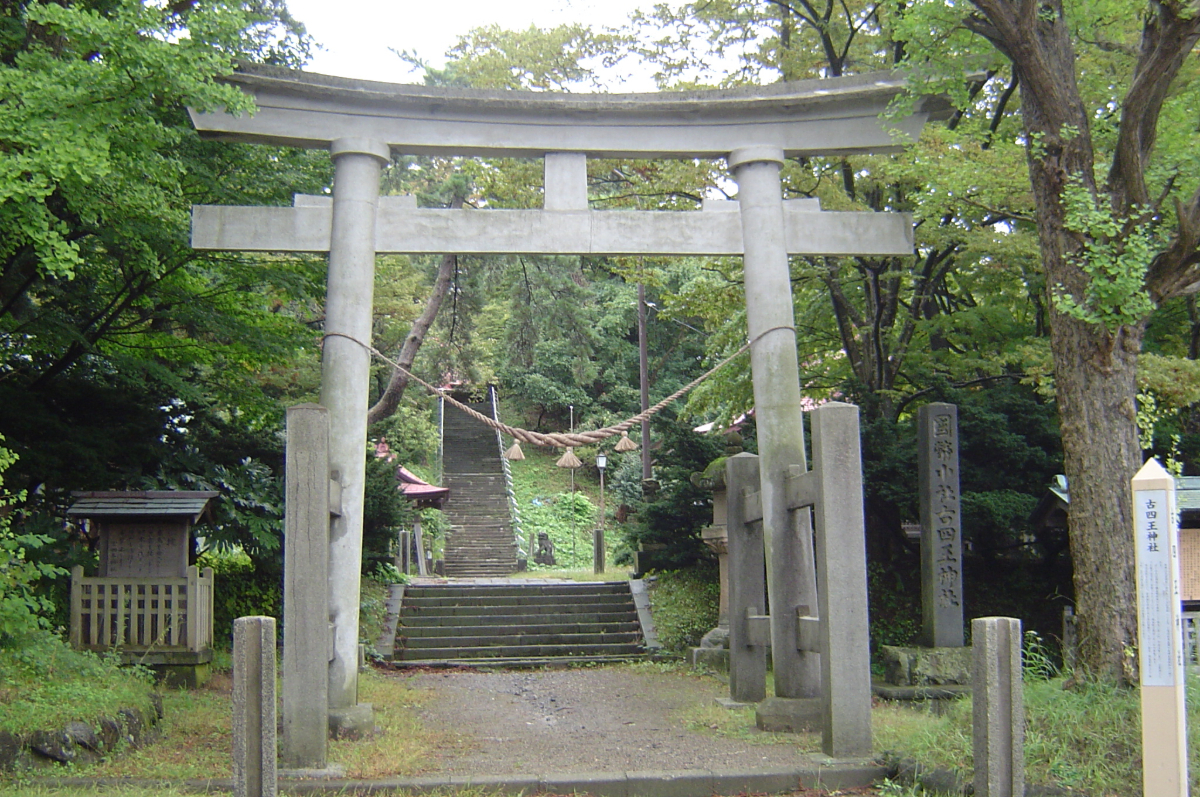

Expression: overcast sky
xmin=284 ymin=0 xmax=655 ymax=90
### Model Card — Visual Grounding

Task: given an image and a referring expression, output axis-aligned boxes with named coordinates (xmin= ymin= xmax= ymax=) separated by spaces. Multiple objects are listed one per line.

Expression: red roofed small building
xmin=395 ymin=467 xmax=448 ymax=576
xmin=397 ymin=466 xmax=449 ymax=509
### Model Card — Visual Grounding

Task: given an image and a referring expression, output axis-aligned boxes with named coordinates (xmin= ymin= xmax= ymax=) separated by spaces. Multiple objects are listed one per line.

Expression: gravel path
xmin=392 ymin=666 xmax=818 ymax=775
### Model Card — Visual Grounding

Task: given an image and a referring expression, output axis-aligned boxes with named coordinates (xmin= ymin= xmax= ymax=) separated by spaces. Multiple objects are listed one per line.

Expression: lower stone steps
xmin=385 ymin=580 xmax=653 ymax=666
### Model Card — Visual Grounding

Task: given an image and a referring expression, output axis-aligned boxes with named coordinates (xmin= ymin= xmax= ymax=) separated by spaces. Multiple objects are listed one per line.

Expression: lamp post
xmin=594 ymin=453 xmax=607 ymax=574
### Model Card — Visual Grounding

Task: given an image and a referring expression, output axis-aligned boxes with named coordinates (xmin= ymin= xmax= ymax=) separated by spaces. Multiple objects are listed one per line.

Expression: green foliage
xmin=197 ymin=549 xmax=280 ymax=646
xmin=647 ymin=565 xmax=720 ymax=653
xmin=864 ymin=382 xmax=1062 ymax=558
xmin=1136 ymin=354 xmax=1200 ymax=475
xmin=0 ymin=0 xmax=332 ymax=568
xmin=1023 ymin=630 xmax=1059 ymax=682
xmin=145 ymin=437 xmax=284 ymax=562
xmin=867 ymin=561 xmax=920 ymax=663
xmin=1054 ymin=179 xmax=1157 ymax=330
xmin=369 ymin=562 xmax=408 ymax=585
xmin=522 ymin=491 xmax=599 ymax=570
xmin=0 ymin=630 xmax=155 ymax=735
xmin=0 ymin=435 xmax=64 ymax=646
xmin=436 ymin=24 xmax=628 ymax=91
xmin=616 ymin=411 xmax=724 ymax=570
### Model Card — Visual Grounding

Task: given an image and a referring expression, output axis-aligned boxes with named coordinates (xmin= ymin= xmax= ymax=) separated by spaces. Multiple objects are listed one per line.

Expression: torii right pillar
xmin=729 ymin=146 xmax=821 ymax=701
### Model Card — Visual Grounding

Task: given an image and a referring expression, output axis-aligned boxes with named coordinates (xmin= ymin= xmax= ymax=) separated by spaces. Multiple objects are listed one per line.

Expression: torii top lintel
xmin=189 ymin=64 xmax=948 ymax=159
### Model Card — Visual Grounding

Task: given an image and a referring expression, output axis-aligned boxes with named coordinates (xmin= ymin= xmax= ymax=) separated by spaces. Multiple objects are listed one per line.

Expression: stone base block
xmin=755 ymin=697 xmax=823 ymax=733
xmin=154 ymin=662 xmax=211 ymax=689
xmin=715 ymin=697 xmax=754 ymax=711
xmin=690 ymin=647 xmax=729 ymax=672
xmin=279 ymin=764 xmax=346 ymax=780
xmin=881 ymin=644 xmax=972 ymax=687
xmin=328 ymin=703 xmax=375 ymax=739
xmin=120 ymin=649 xmax=213 ymax=689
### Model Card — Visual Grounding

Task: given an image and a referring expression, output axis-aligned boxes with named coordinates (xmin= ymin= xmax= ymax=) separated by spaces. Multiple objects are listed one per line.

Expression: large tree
xmin=897 ymin=1 xmax=1200 ymax=681
xmin=0 ymin=0 xmax=331 ymax=554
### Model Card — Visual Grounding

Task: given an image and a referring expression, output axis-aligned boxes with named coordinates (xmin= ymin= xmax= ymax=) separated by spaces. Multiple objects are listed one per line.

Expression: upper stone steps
xmin=441 ymin=400 xmax=515 ymax=577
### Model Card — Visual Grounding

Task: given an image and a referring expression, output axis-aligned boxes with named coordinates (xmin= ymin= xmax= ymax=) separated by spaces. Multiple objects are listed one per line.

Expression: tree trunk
xmin=365 ymin=251 xmax=457 ymax=426
xmin=966 ymin=0 xmax=1144 ymax=681
xmin=366 ymin=195 xmax=464 ymax=426
xmin=1049 ymin=312 xmax=1142 ymax=683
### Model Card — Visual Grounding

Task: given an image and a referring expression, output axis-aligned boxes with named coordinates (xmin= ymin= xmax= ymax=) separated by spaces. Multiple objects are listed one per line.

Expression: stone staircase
xmin=386 ymin=580 xmax=654 ymax=667
xmin=441 ymin=402 xmax=517 ymax=577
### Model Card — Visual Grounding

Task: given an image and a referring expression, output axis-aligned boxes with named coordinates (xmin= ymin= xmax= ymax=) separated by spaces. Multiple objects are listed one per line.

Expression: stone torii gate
xmin=189 ymin=64 xmax=943 ymax=745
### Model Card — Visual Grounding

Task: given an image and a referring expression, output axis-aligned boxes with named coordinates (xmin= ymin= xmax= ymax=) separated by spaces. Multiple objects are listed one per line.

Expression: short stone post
xmin=811 ymin=402 xmax=872 ymax=757
xmin=726 ymin=453 xmax=767 ymax=704
xmin=919 ymin=403 xmax=964 ymax=648
xmin=972 ymin=617 xmax=1023 ymax=797
xmin=282 ymin=404 xmax=330 ymax=769
xmin=234 ymin=616 xmax=277 ymax=797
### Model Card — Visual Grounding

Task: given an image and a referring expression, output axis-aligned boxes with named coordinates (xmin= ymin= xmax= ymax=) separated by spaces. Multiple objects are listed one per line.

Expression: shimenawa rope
xmin=323 ymin=324 xmax=794 ymax=449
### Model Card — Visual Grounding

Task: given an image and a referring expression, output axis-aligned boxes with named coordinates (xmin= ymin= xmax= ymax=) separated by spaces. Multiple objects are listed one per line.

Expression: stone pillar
xmin=811 ymin=402 xmax=872 ymax=757
xmin=322 ymin=137 xmax=389 ymax=723
xmin=692 ymin=484 xmax=731 ymax=671
xmin=233 ymin=616 xmax=277 ymax=797
xmin=413 ymin=516 xmax=427 ymax=577
xmin=919 ymin=403 xmax=964 ymax=648
xmin=705 ymin=485 xmax=730 ymax=627
xmin=726 ymin=453 xmax=767 ymax=704
xmin=972 ymin=617 xmax=1024 ymax=797
xmin=396 ymin=529 xmax=410 ymax=575
xmin=729 ymin=146 xmax=818 ymax=699
xmin=282 ymin=404 xmax=330 ymax=770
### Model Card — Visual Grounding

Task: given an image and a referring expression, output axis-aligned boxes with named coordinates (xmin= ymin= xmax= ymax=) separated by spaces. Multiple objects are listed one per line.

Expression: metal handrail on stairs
xmin=489 ymin=385 xmax=526 ymax=565
xmin=436 ymin=394 xmax=444 ymax=485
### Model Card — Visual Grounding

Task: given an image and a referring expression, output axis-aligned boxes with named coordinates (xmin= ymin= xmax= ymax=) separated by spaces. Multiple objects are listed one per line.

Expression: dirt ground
xmin=393 ymin=666 xmax=819 ymax=775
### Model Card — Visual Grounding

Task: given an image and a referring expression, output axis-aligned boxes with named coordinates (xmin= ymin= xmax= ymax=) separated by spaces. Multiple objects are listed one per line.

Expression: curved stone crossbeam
xmin=190 ymin=64 xmax=950 ymax=158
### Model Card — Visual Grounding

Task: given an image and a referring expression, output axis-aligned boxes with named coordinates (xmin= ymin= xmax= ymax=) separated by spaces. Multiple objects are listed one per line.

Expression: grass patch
xmin=59 ymin=668 xmax=445 ymax=782
xmin=360 ymin=576 xmax=393 ymax=656
xmin=330 ymin=669 xmax=449 ymax=779
xmin=0 ymin=633 xmax=156 ymax=737
xmin=0 ymin=787 xmax=201 ymax=797
xmin=72 ymin=673 xmax=233 ymax=780
xmin=874 ymin=670 xmax=1200 ymax=796
xmin=678 ymin=702 xmax=820 ymax=750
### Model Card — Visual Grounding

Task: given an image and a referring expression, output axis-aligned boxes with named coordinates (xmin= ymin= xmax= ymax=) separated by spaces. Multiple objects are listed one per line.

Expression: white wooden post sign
xmin=1132 ymin=458 xmax=1187 ymax=797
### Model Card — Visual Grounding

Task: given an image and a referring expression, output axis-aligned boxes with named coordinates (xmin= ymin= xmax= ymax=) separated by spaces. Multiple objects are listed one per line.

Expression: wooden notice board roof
xmin=67 ymin=491 xmax=219 ymax=523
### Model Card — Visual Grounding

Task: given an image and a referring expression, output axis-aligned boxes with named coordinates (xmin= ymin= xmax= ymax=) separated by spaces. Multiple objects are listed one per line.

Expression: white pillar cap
xmin=330 ymin=137 xmax=391 ymax=163
xmin=728 ymin=146 xmax=785 ymax=170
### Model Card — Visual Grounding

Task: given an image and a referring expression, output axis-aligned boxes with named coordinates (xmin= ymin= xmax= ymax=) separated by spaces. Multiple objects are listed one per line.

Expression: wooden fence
xmin=69 ymin=565 xmax=214 ymax=653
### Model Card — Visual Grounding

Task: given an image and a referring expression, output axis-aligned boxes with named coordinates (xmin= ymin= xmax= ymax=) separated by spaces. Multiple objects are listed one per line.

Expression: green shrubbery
xmin=523 ymin=491 xmax=598 ymax=570
xmin=196 ymin=549 xmax=281 ymax=646
xmin=0 ymin=631 xmax=155 ymax=734
xmin=0 ymin=435 xmax=65 ymax=648
xmin=647 ymin=564 xmax=720 ymax=652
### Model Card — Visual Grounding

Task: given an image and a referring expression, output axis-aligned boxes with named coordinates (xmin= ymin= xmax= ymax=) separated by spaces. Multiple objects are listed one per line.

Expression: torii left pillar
xmin=729 ymin=146 xmax=820 ymax=710
xmin=324 ymin=137 xmax=389 ymax=734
